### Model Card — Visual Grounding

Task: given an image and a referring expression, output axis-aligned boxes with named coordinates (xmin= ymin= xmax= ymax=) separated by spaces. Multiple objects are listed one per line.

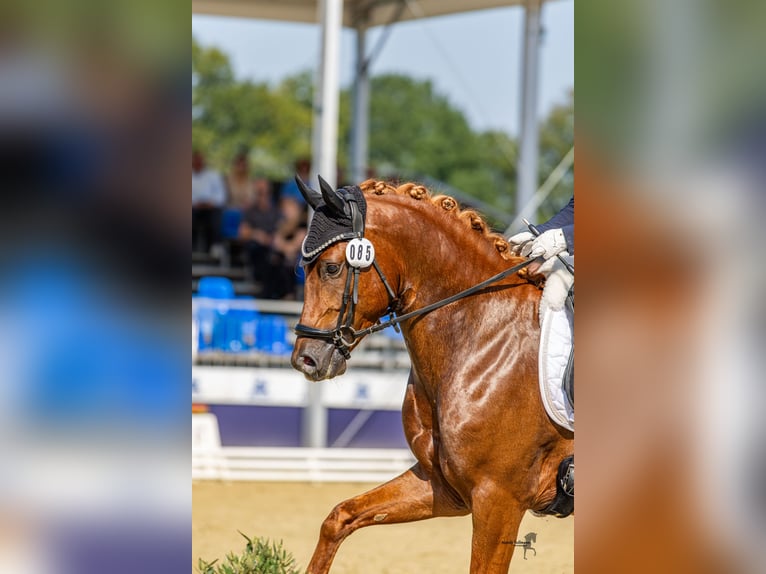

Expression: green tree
xmin=365 ymin=74 xmax=478 ymax=182
xmin=192 ymin=38 xmax=573 ymax=225
xmin=192 ymin=38 xmax=314 ymax=177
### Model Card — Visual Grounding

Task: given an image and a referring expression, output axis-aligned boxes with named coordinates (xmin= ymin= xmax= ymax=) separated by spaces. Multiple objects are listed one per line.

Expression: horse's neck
xmin=384 ymin=206 xmax=504 ymax=303
xmin=376 ymin=200 xmax=530 ymax=382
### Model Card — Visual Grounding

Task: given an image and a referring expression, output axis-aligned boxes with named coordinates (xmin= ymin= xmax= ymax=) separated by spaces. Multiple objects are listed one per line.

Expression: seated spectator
xmin=238 ymin=178 xmax=280 ymax=296
xmin=270 ymin=197 xmax=308 ymax=300
xmin=226 ymin=149 xmax=255 ymax=209
xmin=192 ymin=149 xmax=226 ymax=253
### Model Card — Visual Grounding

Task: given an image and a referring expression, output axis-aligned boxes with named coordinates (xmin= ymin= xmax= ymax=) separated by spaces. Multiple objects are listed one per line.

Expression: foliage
xmin=366 ymin=74 xmax=475 ymax=180
xmin=192 ymin=37 xmax=574 ymax=223
xmin=192 ymin=38 xmax=313 ymax=176
xmin=537 ymin=90 xmax=575 ymax=222
xmin=197 ymin=533 xmax=302 ymax=574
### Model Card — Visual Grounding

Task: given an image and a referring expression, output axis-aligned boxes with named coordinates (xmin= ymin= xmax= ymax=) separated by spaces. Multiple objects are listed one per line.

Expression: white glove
xmin=522 ymin=228 xmax=568 ymax=259
xmin=507 ymin=231 xmax=534 ymax=255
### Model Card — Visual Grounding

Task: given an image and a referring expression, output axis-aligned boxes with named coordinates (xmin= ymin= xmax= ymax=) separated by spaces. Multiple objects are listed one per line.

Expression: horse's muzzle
xmin=291 ymin=338 xmax=348 ymax=381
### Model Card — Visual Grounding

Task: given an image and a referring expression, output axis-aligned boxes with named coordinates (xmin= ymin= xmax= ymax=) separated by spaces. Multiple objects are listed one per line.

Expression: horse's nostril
xmin=303 ymin=355 xmax=317 ymax=368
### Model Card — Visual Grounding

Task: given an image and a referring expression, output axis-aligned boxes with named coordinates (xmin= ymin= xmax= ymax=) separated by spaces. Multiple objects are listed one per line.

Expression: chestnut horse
xmin=290 ymin=177 xmax=573 ymax=573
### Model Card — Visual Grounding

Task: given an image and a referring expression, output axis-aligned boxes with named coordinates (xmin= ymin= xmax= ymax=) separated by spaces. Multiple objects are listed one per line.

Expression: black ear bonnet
xmin=300 ymin=183 xmax=367 ymax=264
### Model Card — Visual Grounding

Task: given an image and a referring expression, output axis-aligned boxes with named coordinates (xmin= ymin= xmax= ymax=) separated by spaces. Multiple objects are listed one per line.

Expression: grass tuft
xmin=197 ymin=532 xmax=302 ymax=574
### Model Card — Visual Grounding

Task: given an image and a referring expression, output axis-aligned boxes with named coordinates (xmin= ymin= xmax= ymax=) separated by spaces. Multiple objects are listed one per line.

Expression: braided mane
xmin=359 ymin=179 xmax=514 ymax=261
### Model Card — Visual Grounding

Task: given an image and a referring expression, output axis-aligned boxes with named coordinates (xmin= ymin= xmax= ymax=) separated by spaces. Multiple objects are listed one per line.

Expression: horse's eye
xmin=325 ymin=263 xmax=341 ymax=276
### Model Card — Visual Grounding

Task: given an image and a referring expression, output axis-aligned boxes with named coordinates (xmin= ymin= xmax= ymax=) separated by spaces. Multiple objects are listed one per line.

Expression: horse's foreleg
xmin=306 ymin=464 xmax=467 ymax=574
xmin=468 ymin=492 xmax=526 ymax=574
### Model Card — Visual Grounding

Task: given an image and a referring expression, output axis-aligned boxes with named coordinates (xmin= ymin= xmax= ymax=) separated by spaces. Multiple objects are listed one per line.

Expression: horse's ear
xmin=295 ymin=175 xmax=322 ymax=209
xmin=318 ymin=174 xmax=346 ymax=215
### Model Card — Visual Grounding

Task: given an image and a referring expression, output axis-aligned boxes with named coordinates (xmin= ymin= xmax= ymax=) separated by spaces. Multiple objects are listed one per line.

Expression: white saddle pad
xmin=539 ymin=305 xmax=574 ymax=432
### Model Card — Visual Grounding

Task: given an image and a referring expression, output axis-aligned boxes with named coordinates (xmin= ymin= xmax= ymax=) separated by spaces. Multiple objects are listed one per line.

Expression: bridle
xmin=294 ymin=183 xmax=538 ymax=359
xmin=294 ymin=189 xmax=400 ymax=359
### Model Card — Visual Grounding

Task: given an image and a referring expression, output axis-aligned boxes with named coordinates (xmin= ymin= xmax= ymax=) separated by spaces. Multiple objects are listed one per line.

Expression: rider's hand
xmin=521 ymin=228 xmax=568 ymax=259
xmin=508 ymin=231 xmax=534 ymax=255
xmin=528 ymin=255 xmax=558 ymax=277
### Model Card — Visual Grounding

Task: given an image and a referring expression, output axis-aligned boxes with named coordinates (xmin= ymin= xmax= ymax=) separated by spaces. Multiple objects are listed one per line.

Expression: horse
xmin=290 ymin=177 xmax=573 ymax=573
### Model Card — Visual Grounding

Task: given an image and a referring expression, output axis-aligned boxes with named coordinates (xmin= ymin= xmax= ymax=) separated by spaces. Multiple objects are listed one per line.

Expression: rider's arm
xmin=536 ymin=197 xmax=573 ymax=232
xmin=535 ymin=197 xmax=573 ymax=254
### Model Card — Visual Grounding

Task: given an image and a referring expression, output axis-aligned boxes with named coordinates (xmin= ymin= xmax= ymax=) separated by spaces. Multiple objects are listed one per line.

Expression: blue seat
xmin=197 ymin=276 xmax=234 ymax=299
xmin=225 ymin=296 xmax=258 ymax=353
xmin=255 ymin=315 xmax=275 ymax=353
xmin=193 ymin=295 xmax=213 ymax=351
xmin=269 ymin=315 xmax=290 ymax=355
xmin=196 ymin=303 xmax=227 ymax=351
xmin=236 ymin=308 xmax=259 ymax=351
xmin=195 ymin=277 xmax=235 ymax=351
xmin=254 ymin=315 xmax=291 ymax=355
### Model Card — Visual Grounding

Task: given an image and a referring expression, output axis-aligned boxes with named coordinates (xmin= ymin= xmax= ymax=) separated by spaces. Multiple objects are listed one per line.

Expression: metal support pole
xmin=350 ymin=21 xmax=369 ymax=184
xmin=304 ymin=0 xmax=343 ymax=448
xmin=515 ymin=0 xmax=543 ymax=229
xmin=310 ymin=0 xmax=344 ymax=188
xmin=303 ymin=382 xmax=326 ymax=448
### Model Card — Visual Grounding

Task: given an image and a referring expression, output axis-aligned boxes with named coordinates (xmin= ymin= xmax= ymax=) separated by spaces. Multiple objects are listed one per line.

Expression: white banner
xmin=192 ymin=367 xmax=307 ymax=406
xmin=191 ymin=366 xmax=408 ymax=410
xmin=320 ymin=370 xmax=407 ymax=410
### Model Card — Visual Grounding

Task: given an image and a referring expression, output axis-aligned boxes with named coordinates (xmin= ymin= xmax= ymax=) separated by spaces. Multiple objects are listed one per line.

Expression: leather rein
xmin=294 ymin=191 xmax=536 ymax=359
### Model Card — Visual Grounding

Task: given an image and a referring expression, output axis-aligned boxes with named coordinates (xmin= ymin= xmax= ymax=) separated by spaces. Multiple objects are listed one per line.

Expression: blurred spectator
xmin=270 ymin=197 xmax=308 ymax=300
xmin=238 ymin=178 xmax=279 ymax=295
xmin=225 ymin=149 xmax=255 ymax=209
xmin=192 ymin=149 xmax=225 ymax=253
xmin=279 ymin=157 xmax=310 ymax=205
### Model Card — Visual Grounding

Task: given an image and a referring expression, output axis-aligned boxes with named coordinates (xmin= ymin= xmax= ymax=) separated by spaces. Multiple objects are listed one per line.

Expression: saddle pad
xmin=539 ymin=305 xmax=574 ymax=432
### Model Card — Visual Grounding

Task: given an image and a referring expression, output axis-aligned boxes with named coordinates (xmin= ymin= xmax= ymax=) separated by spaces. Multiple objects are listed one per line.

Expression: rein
xmin=354 ymin=257 xmax=536 ymax=338
xmin=294 ymin=187 xmax=536 ymax=357
xmin=296 ymin=256 xmax=535 ymax=357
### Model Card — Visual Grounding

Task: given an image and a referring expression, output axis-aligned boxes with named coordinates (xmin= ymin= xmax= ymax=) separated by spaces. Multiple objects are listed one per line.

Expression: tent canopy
xmin=192 ymin=0 xmax=530 ymax=28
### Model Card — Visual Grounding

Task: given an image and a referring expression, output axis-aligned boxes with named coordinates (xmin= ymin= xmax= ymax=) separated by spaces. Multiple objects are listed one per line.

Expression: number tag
xmin=345 ymin=238 xmax=375 ymax=268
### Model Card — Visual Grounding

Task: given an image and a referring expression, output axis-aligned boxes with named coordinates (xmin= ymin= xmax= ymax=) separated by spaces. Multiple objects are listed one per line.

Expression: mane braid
xmin=359 ymin=179 xmax=514 ymax=261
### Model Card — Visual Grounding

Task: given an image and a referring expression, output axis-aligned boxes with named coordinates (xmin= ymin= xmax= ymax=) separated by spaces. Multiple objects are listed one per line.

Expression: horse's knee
xmin=319 ymin=502 xmax=354 ymax=542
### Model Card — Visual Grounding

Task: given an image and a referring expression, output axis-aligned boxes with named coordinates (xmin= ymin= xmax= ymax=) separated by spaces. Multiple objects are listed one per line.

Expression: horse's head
xmin=291 ymin=176 xmax=398 ymax=381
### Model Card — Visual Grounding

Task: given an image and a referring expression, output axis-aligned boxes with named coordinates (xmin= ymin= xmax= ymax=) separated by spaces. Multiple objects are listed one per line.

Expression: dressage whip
xmin=522 ymin=218 xmax=575 ymax=275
